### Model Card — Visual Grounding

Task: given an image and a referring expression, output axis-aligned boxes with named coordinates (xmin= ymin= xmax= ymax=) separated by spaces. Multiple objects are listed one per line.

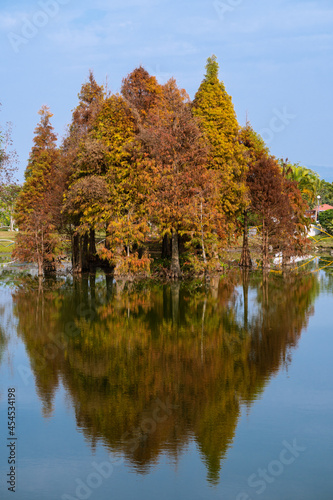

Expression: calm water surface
xmin=0 ymin=264 xmax=332 ymax=499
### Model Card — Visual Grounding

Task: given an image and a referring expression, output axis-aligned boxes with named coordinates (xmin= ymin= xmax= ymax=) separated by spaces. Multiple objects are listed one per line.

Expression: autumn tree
xmin=121 ymin=66 xmax=163 ymax=121
xmin=137 ymin=77 xmax=222 ymax=276
xmin=278 ymin=160 xmax=310 ymax=262
xmin=238 ymin=123 xmax=269 ymax=267
xmin=247 ymin=155 xmax=305 ymax=269
xmin=92 ymin=93 xmax=151 ymax=273
xmin=192 ymin=55 xmax=247 ymax=237
xmin=61 ymin=71 xmax=106 ymax=272
xmin=66 ymin=70 xmax=106 ymax=148
xmin=14 ymin=106 xmax=60 ymax=275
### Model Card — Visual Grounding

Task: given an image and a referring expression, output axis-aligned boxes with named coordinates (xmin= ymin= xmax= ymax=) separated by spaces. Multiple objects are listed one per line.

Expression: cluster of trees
xmin=12 ymin=56 xmax=312 ymax=275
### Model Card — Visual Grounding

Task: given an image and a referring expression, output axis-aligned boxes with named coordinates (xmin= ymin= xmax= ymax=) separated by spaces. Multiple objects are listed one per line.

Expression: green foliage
xmin=0 ymin=184 xmax=21 ymax=229
xmin=318 ymin=180 xmax=333 ymax=206
xmin=318 ymin=209 xmax=333 ymax=235
xmin=285 ymin=162 xmax=320 ymax=208
xmin=0 ymin=106 xmax=17 ymax=186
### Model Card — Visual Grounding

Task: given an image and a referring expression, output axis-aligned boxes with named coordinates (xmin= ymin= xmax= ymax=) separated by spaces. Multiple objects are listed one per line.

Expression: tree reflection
xmin=0 ymin=326 xmax=7 ymax=366
xmin=12 ymin=269 xmax=320 ymax=483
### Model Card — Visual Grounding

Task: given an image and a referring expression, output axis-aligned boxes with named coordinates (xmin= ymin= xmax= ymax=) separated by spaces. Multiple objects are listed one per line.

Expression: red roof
xmin=318 ymin=204 xmax=333 ymax=211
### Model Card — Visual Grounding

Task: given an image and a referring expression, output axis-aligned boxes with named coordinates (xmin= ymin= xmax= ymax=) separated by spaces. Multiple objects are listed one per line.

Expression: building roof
xmin=318 ymin=204 xmax=333 ymax=211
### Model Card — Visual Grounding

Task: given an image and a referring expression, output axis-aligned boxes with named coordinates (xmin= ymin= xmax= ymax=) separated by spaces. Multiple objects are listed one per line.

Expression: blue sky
xmin=0 ymin=0 xmax=332 ymax=183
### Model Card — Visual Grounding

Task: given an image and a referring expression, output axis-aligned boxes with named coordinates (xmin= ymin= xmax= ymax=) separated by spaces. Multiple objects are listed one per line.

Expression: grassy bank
xmin=0 ymin=231 xmax=16 ymax=263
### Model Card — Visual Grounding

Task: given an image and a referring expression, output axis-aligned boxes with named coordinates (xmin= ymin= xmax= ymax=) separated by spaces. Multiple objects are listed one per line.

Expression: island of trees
xmin=1 ymin=56 xmax=333 ymax=277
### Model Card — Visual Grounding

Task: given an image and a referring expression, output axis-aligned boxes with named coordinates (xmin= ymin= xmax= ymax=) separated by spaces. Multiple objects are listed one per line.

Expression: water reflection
xmin=9 ymin=269 xmax=320 ymax=484
xmin=0 ymin=324 xmax=7 ymax=366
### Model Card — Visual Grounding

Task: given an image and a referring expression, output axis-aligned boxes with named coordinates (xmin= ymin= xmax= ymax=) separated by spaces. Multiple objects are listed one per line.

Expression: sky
xmin=0 ymin=0 xmax=332 ymax=183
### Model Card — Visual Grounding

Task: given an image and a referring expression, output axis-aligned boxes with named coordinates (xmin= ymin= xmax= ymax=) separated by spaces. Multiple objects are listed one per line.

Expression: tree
xmin=61 ymin=71 xmax=106 ymax=272
xmin=14 ymin=106 xmax=60 ymax=275
xmin=121 ymin=66 xmax=163 ymax=121
xmin=0 ymin=105 xmax=18 ymax=187
xmin=192 ymin=55 xmax=247 ymax=236
xmin=317 ymin=180 xmax=333 ymax=206
xmin=137 ymin=77 xmax=221 ymax=276
xmin=93 ymin=93 xmax=150 ymax=271
xmin=277 ymin=161 xmax=310 ymax=264
xmin=241 ymin=155 xmax=310 ymax=269
xmin=286 ymin=163 xmax=320 ymax=208
xmin=247 ymin=155 xmax=291 ymax=269
xmin=238 ymin=123 xmax=269 ymax=267
xmin=67 ymin=70 xmax=105 ymax=146
xmin=318 ymin=209 xmax=333 ymax=235
xmin=1 ymin=105 xmax=18 ymax=227
xmin=0 ymin=184 xmax=21 ymax=230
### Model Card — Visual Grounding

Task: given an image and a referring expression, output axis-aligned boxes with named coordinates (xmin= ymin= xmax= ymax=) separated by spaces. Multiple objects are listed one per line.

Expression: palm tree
xmin=285 ymin=163 xmax=320 ymax=208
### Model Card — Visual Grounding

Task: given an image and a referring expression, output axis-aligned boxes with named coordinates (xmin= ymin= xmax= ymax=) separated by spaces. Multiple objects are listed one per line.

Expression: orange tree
xmin=247 ymin=155 xmax=308 ymax=269
xmin=60 ymin=71 xmax=106 ymax=271
xmin=137 ymin=77 xmax=223 ymax=276
xmin=238 ymin=123 xmax=269 ymax=267
xmin=14 ymin=106 xmax=60 ymax=274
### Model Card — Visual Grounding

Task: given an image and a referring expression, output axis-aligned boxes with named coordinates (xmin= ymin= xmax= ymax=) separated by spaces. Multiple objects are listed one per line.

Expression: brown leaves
xmin=121 ymin=66 xmax=163 ymax=121
xmin=247 ymin=155 xmax=309 ymax=265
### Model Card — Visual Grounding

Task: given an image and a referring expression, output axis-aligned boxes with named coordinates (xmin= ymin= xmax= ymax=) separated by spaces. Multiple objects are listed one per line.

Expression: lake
xmin=0 ymin=262 xmax=333 ymax=499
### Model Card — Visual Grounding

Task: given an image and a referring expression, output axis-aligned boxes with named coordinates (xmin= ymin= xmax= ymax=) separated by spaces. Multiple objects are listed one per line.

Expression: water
xmin=0 ymin=264 xmax=332 ymax=500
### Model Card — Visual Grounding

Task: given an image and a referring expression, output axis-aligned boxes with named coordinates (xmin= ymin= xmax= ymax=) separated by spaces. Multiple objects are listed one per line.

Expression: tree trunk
xmin=171 ymin=281 xmax=180 ymax=326
xmin=105 ymin=226 xmax=111 ymax=250
xmin=90 ymin=271 xmax=96 ymax=304
xmin=162 ymin=233 xmax=171 ymax=258
xmin=72 ymin=233 xmax=82 ymax=273
xmin=262 ymin=269 xmax=269 ymax=312
xmin=37 ymin=256 xmax=43 ymax=276
xmin=89 ymin=229 xmax=96 ymax=260
xmin=242 ymin=269 xmax=250 ymax=330
xmin=82 ymin=233 xmax=89 ymax=271
xmin=105 ymin=273 xmax=114 ymax=299
xmin=201 ymin=297 xmax=206 ymax=363
xmin=43 ymin=258 xmax=56 ymax=274
xmin=262 ymin=219 xmax=270 ymax=270
xmin=171 ymin=230 xmax=181 ymax=277
xmin=200 ymin=200 xmax=207 ymax=264
xmin=239 ymin=210 xmax=252 ymax=268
